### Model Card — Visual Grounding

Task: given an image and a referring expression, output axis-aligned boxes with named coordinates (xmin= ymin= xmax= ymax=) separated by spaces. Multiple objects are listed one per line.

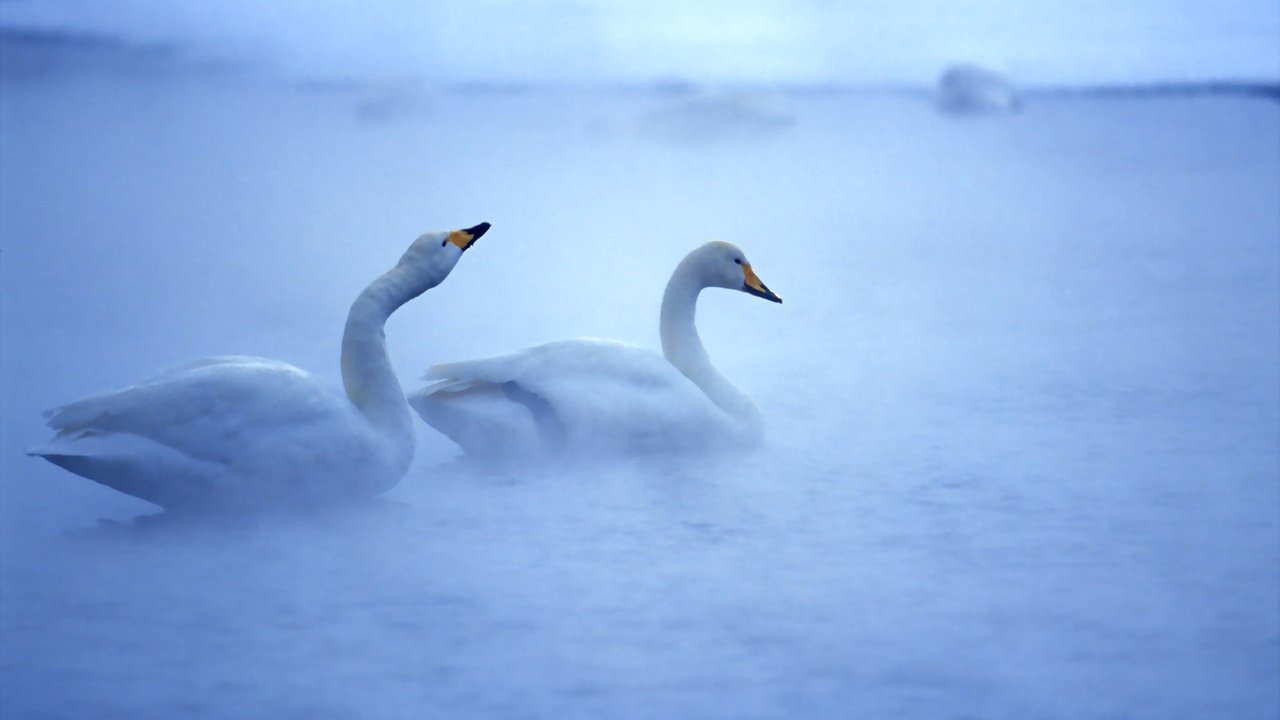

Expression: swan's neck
xmin=660 ymin=257 xmax=762 ymax=440
xmin=341 ymin=262 xmax=433 ymax=454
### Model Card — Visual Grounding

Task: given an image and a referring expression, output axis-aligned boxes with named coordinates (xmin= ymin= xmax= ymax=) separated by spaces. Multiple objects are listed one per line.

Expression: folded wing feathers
xmin=418 ymin=377 xmax=481 ymax=395
xmin=43 ymin=395 xmax=117 ymax=432
xmin=421 ymin=357 xmax=515 ymax=396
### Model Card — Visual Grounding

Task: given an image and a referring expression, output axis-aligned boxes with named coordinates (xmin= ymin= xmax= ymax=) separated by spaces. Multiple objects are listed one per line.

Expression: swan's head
xmin=697 ymin=241 xmax=782 ymax=304
xmin=400 ymin=222 xmax=491 ymax=279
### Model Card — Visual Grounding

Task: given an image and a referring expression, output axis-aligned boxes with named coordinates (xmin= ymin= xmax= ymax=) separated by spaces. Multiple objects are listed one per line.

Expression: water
xmin=1 ymin=68 xmax=1277 ymax=718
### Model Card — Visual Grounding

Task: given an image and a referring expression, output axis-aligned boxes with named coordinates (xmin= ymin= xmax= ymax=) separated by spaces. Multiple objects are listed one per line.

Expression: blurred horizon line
xmin=2 ymin=26 xmax=1278 ymax=106
xmin=2 ymin=22 xmax=1278 ymax=99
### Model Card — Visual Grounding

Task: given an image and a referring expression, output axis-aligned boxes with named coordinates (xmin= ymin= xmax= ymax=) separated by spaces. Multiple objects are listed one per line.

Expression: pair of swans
xmin=31 ymin=228 xmax=781 ymax=509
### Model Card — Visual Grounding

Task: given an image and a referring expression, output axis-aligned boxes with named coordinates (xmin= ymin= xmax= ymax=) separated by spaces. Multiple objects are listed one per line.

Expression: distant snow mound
xmin=936 ymin=63 xmax=1021 ymax=115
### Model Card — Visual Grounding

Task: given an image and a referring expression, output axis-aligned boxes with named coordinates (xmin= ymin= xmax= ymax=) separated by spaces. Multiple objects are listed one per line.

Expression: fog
xmin=3 ymin=0 xmax=1279 ymax=85
xmin=2 ymin=6 xmax=1279 ymax=719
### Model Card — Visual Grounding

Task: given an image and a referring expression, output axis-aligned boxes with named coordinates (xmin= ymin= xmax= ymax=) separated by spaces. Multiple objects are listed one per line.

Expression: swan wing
xmin=40 ymin=356 xmax=345 ymax=466
xmin=414 ymin=339 xmax=725 ymax=454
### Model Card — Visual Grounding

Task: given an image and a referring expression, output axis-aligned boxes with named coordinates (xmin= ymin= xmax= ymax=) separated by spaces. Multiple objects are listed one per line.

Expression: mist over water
xmin=2 ymin=0 xmax=1279 ymax=85
xmin=2 ymin=9 xmax=1279 ymax=719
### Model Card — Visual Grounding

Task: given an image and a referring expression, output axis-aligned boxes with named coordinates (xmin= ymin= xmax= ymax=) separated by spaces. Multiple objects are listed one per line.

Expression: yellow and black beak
xmin=742 ymin=263 xmax=782 ymax=303
xmin=447 ymin=222 xmax=491 ymax=251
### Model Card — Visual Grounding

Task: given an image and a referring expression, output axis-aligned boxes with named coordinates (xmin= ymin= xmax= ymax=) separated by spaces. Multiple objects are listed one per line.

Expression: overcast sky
xmin=2 ymin=0 xmax=1278 ymax=86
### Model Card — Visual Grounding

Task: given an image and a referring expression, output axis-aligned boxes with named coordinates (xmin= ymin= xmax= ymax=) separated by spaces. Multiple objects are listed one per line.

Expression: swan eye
xmin=734 ymin=258 xmax=742 ymax=265
xmin=441 ymin=239 xmax=449 ymax=247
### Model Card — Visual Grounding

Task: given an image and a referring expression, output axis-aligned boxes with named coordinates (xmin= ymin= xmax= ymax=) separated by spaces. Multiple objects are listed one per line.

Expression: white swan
xmin=410 ymin=241 xmax=781 ymax=457
xmin=29 ymin=222 xmax=491 ymax=510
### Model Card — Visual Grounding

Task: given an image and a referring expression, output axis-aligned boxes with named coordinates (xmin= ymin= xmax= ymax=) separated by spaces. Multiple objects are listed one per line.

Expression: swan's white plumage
xmin=30 ymin=224 xmax=489 ymax=510
xmin=33 ymin=357 xmax=383 ymax=507
xmin=414 ymin=339 xmax=733 ymax=455
xmin=411 ymin=241 xmax=780 ymax=459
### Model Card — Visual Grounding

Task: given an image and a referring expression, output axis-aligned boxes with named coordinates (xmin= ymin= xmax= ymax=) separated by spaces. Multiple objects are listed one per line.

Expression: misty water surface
xmin=1 ymin=61 xmax=1278 ymax=719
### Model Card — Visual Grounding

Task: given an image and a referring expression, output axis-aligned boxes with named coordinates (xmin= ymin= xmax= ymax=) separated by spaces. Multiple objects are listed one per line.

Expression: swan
xmin=29 ymin=222 xmax=491 ymax=510
xmin=410 ymin=241 xmax=781 ymax=457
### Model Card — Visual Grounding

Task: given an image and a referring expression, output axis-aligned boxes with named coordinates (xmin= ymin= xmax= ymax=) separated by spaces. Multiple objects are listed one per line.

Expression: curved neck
xmin=341 ymin=262 xmax=430 ymax=452
xmin=659 ymin=255 xmax=762 ymax=439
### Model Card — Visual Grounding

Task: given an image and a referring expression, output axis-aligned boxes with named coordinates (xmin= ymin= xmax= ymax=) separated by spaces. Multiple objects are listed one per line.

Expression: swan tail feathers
xmin=28 ymin=430 xmax=223 ymax=508
xmin=422 ymin=361 xmax=454 ymax=378
xmin=41 ymin=397 xmax=115 ymax=432
xmin=416 ymin=376 xmax=480 ymax=396
xmin=409 ymin=382 xmax=546 ymax=456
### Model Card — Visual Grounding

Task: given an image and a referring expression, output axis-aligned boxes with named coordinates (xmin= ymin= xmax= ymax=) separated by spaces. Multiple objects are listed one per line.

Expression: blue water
xmin=1 ymin=72 xmax=1277 ymax=718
